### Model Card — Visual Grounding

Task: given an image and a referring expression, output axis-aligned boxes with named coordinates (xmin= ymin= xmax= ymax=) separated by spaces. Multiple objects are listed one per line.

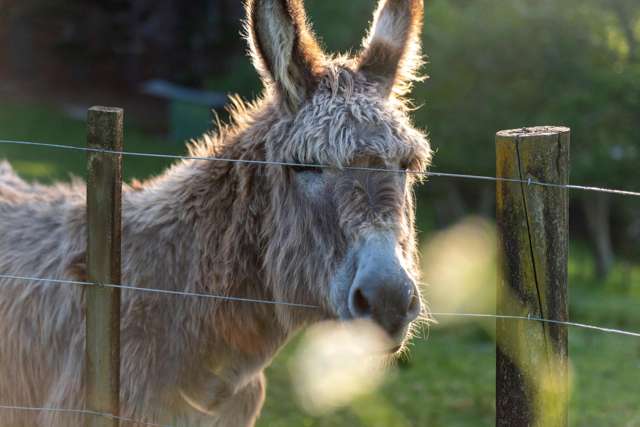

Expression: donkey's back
xmin=0 ymin=160 xmax=89 ymax=426
xmin=0 ymin=161 xmax=242 ymax=426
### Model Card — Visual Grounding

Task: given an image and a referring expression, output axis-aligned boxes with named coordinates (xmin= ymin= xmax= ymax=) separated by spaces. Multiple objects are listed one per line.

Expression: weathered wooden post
xmin=495 ymin=127 xmax=570 ymax=427
xmin=86 ymin=106 xmax=123 ymax=427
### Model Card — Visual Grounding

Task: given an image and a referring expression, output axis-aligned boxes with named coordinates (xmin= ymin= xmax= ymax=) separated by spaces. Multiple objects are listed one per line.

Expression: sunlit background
xmin=1 ymin=0 xmax=639 ymax=425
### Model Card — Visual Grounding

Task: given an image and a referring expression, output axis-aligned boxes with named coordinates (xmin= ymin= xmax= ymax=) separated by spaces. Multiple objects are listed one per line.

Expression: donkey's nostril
xmin=352 ymin=288 xmax=372 ymax=317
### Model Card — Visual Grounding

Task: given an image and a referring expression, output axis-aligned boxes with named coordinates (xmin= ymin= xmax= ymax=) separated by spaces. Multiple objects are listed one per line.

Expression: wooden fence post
xmin=86 ymin=106 xmax=123 ymax=427
xmin=495 ymin=127 xmax=570 ymax=427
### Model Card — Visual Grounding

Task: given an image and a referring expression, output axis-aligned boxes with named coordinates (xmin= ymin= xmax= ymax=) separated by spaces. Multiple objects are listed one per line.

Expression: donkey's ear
xmin=357 ymin=0 xmax=424 ymax=97
xmin=246 ymin=0 xmax=324 ymax=110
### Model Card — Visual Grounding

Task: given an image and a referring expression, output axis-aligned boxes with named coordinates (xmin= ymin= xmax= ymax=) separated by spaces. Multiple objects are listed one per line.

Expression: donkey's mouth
xmin=387 ymin=344 xmax=402 ymax=354
xmin=385 ymin=328 xmax=413 ymax=354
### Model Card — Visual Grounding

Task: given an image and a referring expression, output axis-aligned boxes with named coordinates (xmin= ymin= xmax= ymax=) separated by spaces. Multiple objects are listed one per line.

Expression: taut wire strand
xmin=1 ymin=273 xmax=638 ymax=338
xmin=1 ymin=139 xmax=639 ymax=197
xmin=0 ymin=273 xmax=319 ymax=309
xmin=430 ymin=312 xmax=640 ymax=338
xmin=0 ymin=404 xmax=172 ymax=427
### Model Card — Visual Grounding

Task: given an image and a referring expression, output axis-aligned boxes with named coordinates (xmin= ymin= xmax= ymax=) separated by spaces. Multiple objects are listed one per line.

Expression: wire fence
xmin=1 ymin=139 xmax=640 ymax=197
xmin=0 ymin=272 xmax=638 ymax=338
xmin=0 ymin=404 xmax=170 ymax=427
xmin=1 ymin=136 xmax=639 ymax=426
xmin=0 ymin=273 xmax=318 ymax=309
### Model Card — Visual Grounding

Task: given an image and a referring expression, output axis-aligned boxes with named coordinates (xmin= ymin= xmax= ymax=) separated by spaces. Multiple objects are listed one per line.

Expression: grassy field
xmin=0 ymin=101 xmax=185 ymax=183
xmin=1 ymin=101 xmax=639 ymax=426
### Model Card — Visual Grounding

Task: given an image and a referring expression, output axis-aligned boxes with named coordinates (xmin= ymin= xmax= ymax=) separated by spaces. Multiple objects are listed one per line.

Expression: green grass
xmin=259 ymin=323 xmax=640 ymax=427
xmin=1 ymin=100 xmax=639 ymax=426
xmin=259 ymin=325 xmax=496 ymax=427
xmin=0 ymin=101 xmax=188 ymax=183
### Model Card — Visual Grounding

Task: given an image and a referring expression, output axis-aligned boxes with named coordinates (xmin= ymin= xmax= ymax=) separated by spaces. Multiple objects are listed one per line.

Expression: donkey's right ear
xmin=357 ymin=0 xmax=424 ymax=98
xmin=246 ymin=0 xmax=325 ymax=111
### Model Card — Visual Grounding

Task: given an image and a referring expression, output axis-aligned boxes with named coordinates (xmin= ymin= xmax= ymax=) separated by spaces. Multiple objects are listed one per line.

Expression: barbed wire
xmin=0 ymin=404 xmax=171 ymax=427
xmin=1 ymin=272 xmax=638 ymax=338
xmin=1 ymin=139 xmax=639 ymax=198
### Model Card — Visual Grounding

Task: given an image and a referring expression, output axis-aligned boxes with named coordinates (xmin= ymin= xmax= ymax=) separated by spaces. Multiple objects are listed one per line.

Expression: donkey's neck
xmin=121 ymin=132 xmax=294 ymax=379
xmin=125 ymin=138 xmax=267 ymax=291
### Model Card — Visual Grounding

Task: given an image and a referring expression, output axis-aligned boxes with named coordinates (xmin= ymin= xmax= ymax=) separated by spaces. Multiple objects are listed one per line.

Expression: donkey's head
xmin=246 ymin=0 xmax=430 ymax=351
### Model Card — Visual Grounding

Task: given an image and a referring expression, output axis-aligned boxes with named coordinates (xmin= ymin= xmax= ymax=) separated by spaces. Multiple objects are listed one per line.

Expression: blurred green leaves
xmin=417 ymin=0 xmax=640 ymax=184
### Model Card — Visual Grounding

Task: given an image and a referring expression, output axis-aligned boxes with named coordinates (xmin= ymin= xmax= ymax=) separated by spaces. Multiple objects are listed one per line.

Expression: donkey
xmin=0 ymin=0 xmax=430 ymax=425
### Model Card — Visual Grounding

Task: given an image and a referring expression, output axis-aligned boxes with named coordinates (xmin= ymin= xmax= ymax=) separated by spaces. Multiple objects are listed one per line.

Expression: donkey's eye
xmin=291 ymin=165 xmax=322 ymax=174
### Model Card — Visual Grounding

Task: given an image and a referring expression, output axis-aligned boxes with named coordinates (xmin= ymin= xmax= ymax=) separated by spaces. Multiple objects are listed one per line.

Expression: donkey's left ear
xmin=246 ymin=0 xmax=325 ymax=111
xmin=357 ymin=0 xmax=424 ymax=97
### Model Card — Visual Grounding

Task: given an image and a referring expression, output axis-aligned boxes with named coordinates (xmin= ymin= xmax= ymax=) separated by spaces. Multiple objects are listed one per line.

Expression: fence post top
xmin=496 ymin=126 xmax=570 ymax=139
xmin=88 ymin=106 xmax=123 ymax=115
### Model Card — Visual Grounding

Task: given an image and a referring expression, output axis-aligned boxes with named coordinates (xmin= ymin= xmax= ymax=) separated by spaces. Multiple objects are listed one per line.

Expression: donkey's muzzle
xmin=347 ymin=235 xmax=421 ymax=339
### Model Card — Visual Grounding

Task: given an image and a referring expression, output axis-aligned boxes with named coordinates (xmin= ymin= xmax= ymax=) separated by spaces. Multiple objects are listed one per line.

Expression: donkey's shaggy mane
xmin=190 ymin=64 xmax=431 ymax=175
